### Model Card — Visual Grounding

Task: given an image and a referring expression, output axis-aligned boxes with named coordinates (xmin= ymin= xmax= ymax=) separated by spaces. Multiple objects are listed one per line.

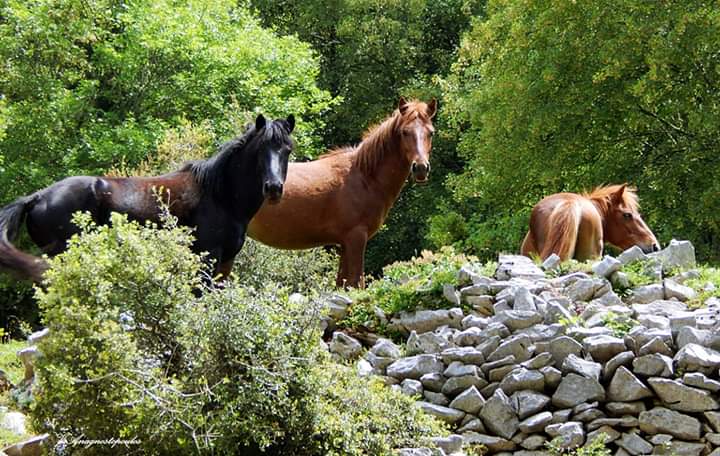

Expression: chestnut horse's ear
xmin=255 ymin=114 xmax=266 ymax=131
xmin=612 ymin=184 xmax=627 ymax=203
xmin=285 ymin=114 xmax=295 ymax=133
xmin=398 ymin=96 xmax=409 ymax=114
xmin=427 ymin=98 xmax=438 ymax=119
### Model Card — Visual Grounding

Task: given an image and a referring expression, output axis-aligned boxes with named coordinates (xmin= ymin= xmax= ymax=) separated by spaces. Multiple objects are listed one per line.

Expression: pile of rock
xmin=328 ymin=240 xmax=720 ymax=456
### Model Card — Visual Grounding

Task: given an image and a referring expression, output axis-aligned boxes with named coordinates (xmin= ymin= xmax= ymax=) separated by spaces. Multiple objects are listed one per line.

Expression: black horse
xmin=0 ymin=114 xmax=295 ymax=283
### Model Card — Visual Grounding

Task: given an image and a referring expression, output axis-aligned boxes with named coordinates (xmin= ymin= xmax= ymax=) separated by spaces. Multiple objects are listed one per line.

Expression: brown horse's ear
xmin=255 ymin=114 xmax=266 ymax=131
xmin=427 ymin=98 xmax=438 ymax=119
xmin=285 ymin=114 xmax=295 ymax=133
xmin=612 ymin=184 xmax=627 ymax=203
xmin=398 ymin=96 xmax=409 ymax=114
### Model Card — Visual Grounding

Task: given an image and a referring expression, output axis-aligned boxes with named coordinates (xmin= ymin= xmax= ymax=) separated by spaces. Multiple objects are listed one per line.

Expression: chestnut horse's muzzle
xmin=412 ymin=162 xmax=430 ymax=184
xmin=640 ymin=242 xmax=661 ymax=254
xmin=263 ymin=181 xmax=284 ymax=204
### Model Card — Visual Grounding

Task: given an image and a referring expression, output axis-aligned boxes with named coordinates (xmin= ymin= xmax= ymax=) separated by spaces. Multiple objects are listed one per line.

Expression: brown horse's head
xmin=396 ymin=96 xmax=437 ymax=183
xmin=596 ymin=184 xmax=660 ymax=254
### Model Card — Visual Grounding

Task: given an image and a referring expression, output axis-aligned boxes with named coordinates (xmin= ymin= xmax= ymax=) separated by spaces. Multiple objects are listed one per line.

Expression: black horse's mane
xmin=183 ymin=121 xmax=290 ymax=197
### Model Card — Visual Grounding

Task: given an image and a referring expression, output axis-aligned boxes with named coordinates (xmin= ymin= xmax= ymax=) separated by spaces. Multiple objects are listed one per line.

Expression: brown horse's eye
xmin=623 ymin=213 xmax=633 ymax=220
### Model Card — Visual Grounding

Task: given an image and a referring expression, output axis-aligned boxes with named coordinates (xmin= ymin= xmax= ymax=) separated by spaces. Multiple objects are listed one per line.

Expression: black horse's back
xmin=25 ymin=176 xmax=104 ymax=255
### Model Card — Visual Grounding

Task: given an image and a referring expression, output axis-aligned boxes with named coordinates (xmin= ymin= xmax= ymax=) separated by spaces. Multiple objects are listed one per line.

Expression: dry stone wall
xmin=329 ymin=240 xmax=720 ymax=456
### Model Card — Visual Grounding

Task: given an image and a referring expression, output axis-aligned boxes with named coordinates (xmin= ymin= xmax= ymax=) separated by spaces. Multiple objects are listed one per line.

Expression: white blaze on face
xmin=269 ymin=151 xmax=281 ymax=180
xmin=413 ymin=120 xmax=428 ymax=165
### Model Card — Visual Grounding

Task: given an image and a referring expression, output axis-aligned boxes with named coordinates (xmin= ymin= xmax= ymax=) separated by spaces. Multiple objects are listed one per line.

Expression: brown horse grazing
xmin=521 ymin=184 xmax=660 ymax=261
xmin=247 ymin=97 xmax=437 ymax=287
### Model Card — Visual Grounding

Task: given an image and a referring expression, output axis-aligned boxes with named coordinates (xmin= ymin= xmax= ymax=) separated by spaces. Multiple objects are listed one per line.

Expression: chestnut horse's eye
xmin=623 ymin=212 xmax=633 ymax=220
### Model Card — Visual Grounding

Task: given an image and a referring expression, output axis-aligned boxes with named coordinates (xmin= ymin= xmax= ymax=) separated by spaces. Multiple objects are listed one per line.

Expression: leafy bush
xmin=31 ymin=212 xmax=445 ymax=455
xmin=233 ymin=239 xmax=338 ymax=294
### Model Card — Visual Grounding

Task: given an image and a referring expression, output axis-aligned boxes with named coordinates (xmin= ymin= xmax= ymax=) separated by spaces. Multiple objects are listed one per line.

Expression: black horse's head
xmin=189 ymin=114 xmax=295 ymax=210
xmin=246 ymin=114 xmax=295 ymax=204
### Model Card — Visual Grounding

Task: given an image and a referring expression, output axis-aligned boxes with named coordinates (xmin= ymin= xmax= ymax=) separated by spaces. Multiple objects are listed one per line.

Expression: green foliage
xmin=250 ymin=0 xmax=485 ymax=145
xmin=0 ymin=340 xmax=25 ymax=388
xmin=545 ymin=260 xmax=594 ymax=279
xmin=0 ymin=0 xmax=334 ymax=204
xmin=546 ymin=434 xmax=612 ymax=456
xmin=233 ymin=239 xmax=338 ymax=293
xmin=685 ymin=265 xmax=720 ymax=309
xmin=31 ymin=212 xmax=445 ymax=454
xmin=426 ymin=211 xmax=468 ymax=249
xmin=622 ymin=260 xmax=658 ymax=288
xmin=443 ymin=0 xmax=720 ymax=262
xmin=32 ymin=212 xmax=203 ymax=453
xmin=601 ymin=312 xmax=638 ymax=338
xmin=341 ymin=247 xmax=478 ymax=333
xmin=309 ymin=365 xmax=447 ymax=455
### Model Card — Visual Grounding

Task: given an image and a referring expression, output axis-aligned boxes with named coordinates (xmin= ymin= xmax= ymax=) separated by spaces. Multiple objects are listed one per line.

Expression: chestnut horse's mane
xmin=583 ymin=184 xmax=639 ymax=214
xmin=320 ymin=100 xmax=430 ymax=175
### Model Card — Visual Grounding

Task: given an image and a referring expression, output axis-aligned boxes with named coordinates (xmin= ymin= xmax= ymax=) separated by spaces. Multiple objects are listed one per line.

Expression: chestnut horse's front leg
xmin=336 ymin=228 xmax=368 ymax=288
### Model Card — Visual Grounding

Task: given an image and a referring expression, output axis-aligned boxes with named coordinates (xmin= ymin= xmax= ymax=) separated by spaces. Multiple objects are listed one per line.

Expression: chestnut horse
xmin=521 ymin=184 xmax=659 ymax=261
xmin=248 ymin=97 xmax=437 ymax=287
xmin=0 ymin=115 xmax=295 ymax=283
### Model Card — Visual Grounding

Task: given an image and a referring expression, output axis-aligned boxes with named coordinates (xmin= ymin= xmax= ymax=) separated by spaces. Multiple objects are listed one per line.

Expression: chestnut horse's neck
xmin=587 ymin=195 xmax=611 ymax=232
xmin=584 ymin=185 xmax=638 ymax=233
xmin=352 ymin=113 xmax=409 ymax=206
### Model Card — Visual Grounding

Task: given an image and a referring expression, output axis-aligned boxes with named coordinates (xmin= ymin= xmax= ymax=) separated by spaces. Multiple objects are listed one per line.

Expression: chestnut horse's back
xmin=522 ymin=185 xmax=659 ymax=262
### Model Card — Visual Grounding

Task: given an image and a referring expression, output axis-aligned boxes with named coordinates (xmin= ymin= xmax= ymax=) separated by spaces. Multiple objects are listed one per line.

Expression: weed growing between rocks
xmin=340 ymin=247 xmax=493 ymax=336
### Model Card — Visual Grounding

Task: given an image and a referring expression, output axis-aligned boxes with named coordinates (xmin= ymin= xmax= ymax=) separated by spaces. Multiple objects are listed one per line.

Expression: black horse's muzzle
xmin=412 ymin=162 xmax=430 ymax=184
xmin=263 ymin=181 xmax=284 ymax=204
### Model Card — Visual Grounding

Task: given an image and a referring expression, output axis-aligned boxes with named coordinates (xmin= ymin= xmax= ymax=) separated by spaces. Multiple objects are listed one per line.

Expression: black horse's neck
xmin=187 ymin=128 xmax=262 ymax=219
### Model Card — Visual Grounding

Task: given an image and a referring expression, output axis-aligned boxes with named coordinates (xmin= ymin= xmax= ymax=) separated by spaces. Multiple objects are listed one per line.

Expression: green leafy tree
xmin=0 ymin=0 xmax=335 ymax=204
xmin=442 ymin=0 xmax=720 ymax=259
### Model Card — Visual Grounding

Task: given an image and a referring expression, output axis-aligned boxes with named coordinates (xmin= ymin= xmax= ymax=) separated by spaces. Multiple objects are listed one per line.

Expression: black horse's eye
xmin=623 ymin=212 xmax=633 ymax=220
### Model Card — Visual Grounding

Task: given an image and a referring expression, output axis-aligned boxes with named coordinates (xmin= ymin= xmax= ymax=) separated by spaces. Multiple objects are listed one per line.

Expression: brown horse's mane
xmin=583 ymin=184 xmax=639 ymax=214
xmin=319 ymin=100 xmax=430 ymax=175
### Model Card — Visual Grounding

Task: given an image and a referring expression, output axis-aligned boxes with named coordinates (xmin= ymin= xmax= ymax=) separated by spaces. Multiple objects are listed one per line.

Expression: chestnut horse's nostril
xmin=413 ymin=162 xmax=428 ymax=174
xmin=652 ymin=243 xmax=660 ymax=252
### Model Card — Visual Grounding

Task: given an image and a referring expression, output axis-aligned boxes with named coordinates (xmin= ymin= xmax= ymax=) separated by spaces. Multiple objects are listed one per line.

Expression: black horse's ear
xmin=398 ymin=96 xmax=409 ymax=114
xmin=286 ymin=114 xmax=295 ymax=133
xmin=427 ymin=98 xmax=438 ymax=119
xmin=255 ymin=114 xmax=266 ymax=131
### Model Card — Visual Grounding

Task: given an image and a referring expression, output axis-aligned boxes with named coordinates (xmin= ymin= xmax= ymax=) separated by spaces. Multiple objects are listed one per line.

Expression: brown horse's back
xmin=522 ymin=193 xmax=602 ymax=261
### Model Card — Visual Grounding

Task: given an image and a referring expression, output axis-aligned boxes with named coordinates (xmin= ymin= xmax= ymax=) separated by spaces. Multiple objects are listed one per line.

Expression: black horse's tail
xmin=0 ymin=195 xmax=47 ymax=283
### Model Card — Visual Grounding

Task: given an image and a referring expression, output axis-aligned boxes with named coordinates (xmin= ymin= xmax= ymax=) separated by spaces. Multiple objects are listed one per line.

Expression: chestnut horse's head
xmin=396 ymin=96 xmax=437 ymax=183
xmin=598 ymin=184 xmax=660 ymax=254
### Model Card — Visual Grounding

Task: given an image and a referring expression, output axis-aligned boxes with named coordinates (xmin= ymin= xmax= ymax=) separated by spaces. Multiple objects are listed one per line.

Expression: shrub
xmin=30 ymin=211 xmax=445 ymax=455
xmin=546 ymin=434 xmax=612 ymax=456
xmin=233 ymin=239 xmax=338 ymax=294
